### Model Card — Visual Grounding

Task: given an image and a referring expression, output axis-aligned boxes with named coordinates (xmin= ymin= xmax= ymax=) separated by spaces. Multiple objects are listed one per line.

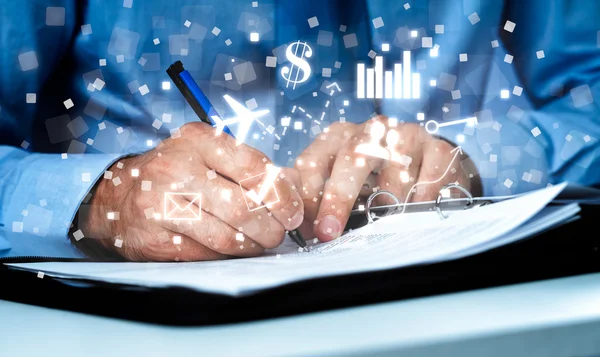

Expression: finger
xmin=301 ymin=121 xmax=359 ymax=160
xmin=198 ymin=131 xmax=273 ymax=182
xmin=412 ymin=139 xmax=464 ymax=202
xmin=359 ymin=173 xmax=379 ymax=196
xmin=278 ymin=167 xmax=306 ymax=231
xmin=194 ymin=132 xmax=303 ymax=231
xmin=171 ymin=233 xmax=233 ymax=261
xmin=281 ymin=167 xmax=302 ymax=189
xmin=295 ymin=156 xmax=333 ymax=240
xmin=121 ymin=229 xmax=231 ymax=262
xmin=314 ymin=133 xmax=384 ymax=241
xmin=283 ymin=169 xmax=317 ymax=239
xmin=239 ymin=165 xmax=305 ymax=231
xmin=186 ymin=172 xmax=287 ymax=249
xmin=295 ymin=122 xmax=360 ymax=238
xmin=352 ymin=173 xmax=378 ymax=211
xmin=375 ymin=124 xmax=429 ymax=205
xmin=167 ymin=210 xmax=266 ymax=257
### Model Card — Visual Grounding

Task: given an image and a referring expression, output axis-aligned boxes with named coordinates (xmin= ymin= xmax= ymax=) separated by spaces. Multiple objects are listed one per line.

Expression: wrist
xmin=71 ymin=157 xmax=138 ymax=259
xmin=69 ymin=180 xmax=118 ymax=259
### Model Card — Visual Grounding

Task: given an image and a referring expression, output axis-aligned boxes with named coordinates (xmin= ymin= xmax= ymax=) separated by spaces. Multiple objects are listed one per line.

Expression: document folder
xmin=1 ymin=183 xmax=600 ymax=325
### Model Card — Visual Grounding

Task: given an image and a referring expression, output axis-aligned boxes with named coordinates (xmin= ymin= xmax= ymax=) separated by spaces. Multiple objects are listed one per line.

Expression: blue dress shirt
xmin=1 ymin=0 xmax=599 ymax=258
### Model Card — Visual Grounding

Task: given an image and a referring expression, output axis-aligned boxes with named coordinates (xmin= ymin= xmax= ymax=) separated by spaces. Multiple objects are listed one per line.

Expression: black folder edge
xmin=1 ymin=205 xmax=599 ymax=326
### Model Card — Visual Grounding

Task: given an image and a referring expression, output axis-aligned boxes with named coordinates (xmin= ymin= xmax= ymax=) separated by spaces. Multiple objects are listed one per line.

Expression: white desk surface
xmin=1 ymin=272 xmax=600 ymax=357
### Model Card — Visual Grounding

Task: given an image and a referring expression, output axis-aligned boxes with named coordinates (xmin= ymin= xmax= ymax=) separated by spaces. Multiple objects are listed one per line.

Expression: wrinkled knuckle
xmin=180 ymin=122 xmax=204 ymax=137
xmin=120 ymin=245 xmax=147 ymax=262
xmin=119 ymin=249 xmax=138 ymax=261
xmin=211 ymin=129 xmax=233 ymax=147
xmin=245 ymin=150 xmax=270 ymax=174
xmin=210 ymin=135 xmax=235 ymax=160
xmin=208 ymin=232 xmax=235 ymax=252
xmin=144 ymin=156 xmax=171 ymax=176
xmin=205 ymin=233 xmax=221 ymax=251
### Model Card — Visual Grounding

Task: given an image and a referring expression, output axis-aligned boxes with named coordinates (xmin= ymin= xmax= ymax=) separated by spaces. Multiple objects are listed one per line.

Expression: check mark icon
xmin=245 ymin=167 xmax=281 ymax=205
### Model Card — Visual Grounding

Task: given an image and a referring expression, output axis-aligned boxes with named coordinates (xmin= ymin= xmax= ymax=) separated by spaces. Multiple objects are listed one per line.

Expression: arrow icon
xmin=450 ymin=145 xmax=463 ymax=155
xmin=397 ymin=146 xmax=464 ymax=216
xmin=326 ymin=82 xmax=341 ymax=95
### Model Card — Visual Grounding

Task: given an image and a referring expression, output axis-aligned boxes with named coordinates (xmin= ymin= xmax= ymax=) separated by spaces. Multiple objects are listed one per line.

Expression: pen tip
xmin=289 ymin=230 xmax=307 ymax=248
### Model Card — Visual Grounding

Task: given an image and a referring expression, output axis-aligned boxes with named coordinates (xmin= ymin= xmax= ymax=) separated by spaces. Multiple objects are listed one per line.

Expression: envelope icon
xmin=163 ymin=192 xmax=202 ymax=220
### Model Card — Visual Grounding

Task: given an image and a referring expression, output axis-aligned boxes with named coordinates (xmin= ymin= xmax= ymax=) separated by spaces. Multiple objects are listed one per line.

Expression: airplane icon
xmin=212 ymin=94 xmax=270 ymax=145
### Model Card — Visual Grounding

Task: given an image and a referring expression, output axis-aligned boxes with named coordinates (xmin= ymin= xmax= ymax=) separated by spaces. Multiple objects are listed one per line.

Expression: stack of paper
xmin=8 ymin=183 xmax=588 ymax=296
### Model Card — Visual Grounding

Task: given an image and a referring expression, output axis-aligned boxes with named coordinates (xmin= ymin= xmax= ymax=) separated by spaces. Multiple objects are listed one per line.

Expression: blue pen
xmin=166 ymin=61 xmax=307 ymax=249
xmin=166 ymin=60 xmax=234 ymax=136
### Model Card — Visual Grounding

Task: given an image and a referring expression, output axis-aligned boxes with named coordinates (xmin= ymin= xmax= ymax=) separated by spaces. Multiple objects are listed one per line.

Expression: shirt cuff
xmin=0 ymin=151 xmax=124 ymax=258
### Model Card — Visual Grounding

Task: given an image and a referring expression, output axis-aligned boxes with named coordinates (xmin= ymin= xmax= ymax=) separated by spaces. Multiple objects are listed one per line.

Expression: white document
xmin=9 ymin=183 xmax=577 ymax=297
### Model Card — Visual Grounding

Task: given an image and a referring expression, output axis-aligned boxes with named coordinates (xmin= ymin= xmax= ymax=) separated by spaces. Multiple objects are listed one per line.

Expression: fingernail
xmin=289 ymin=211 xmax=304 ymax=229
xmin=317 ymin=215 xmax=341 ymax=241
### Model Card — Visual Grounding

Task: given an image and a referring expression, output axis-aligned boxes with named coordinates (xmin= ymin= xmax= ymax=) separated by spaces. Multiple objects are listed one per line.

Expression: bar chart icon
xmin=356 ymin=51 xmax=420 ymax=99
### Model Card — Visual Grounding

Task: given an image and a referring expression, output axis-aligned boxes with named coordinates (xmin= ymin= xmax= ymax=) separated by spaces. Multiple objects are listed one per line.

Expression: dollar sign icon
xmin=281 ymin=41 xmax=313 ymax=89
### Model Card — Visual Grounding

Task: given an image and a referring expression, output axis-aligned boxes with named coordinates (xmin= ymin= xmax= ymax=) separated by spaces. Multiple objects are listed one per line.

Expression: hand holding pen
xmin=166 ymin=61 xmax=307 ymax=250
xmin=71 ymin=64 xmax=306 ymax=261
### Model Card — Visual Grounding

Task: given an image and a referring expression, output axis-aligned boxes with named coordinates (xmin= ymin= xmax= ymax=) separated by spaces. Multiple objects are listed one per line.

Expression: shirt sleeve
xmin=498 ymin=0 xmax=600 ymax=190
xmin=0 ymin=0 xmax=124 ymax=258
xmin=0 ymin=148 xmax=122 ymax=258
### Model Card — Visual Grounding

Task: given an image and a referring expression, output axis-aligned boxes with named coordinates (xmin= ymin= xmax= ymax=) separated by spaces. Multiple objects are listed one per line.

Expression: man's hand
xmin=77 ymin=122 xmax=304 ymax=261
xmin=295 ymin=116 xmax=481 ymax=242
